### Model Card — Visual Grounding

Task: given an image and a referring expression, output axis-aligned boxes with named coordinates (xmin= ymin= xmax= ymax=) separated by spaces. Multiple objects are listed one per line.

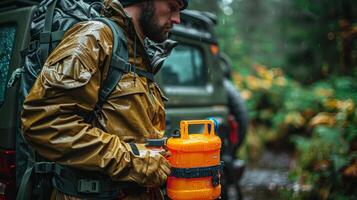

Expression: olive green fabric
xmin=21 ymin=0 xmax=169 ymax=199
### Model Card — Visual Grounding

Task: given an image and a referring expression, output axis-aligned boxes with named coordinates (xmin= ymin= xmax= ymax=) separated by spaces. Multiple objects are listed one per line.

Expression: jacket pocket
xmin=41 ymin=55 xmax=95 ymax=90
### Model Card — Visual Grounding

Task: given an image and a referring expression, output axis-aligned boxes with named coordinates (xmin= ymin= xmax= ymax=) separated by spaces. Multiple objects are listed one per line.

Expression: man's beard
xmin=139 ymin=2 xmax=169 ymax=43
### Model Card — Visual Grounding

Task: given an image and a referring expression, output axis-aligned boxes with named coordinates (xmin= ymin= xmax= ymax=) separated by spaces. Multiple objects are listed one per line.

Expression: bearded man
xmin=20 ymin=0 xmax=188 ymax=199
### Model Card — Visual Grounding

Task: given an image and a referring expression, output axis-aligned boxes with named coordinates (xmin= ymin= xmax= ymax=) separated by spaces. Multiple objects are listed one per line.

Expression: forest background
xmin=189 ymin=0 xmax=357 ymax=199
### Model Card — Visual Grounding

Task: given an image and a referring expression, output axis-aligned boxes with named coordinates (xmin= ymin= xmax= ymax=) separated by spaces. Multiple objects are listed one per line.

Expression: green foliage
xmin=189 ymin=0 xmax=357 ymax=198
xmin=333 ymin=76 xmax=357 ymax=103
xmin=185 ymin=0 xmax=357 ymax=83
xmin=234 ymin=65 xmax=357 ymax=199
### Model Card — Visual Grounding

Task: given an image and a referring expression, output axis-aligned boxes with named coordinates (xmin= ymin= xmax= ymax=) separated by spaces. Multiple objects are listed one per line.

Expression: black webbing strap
xmin=18 ymin=161 xmax=146 ymax=199
xmin=129 ymin=143 xmax=140 ymax=156
xmin=21 ymin=40 xmax=39 ymax=57
xmin=145 ymin=138 xmax=167 ymax=147
xmin=92 ymin=18 xmax=155 ymax=115
xmin=110 ymin=55 xmax=155 ymax=82
xmin=171 ymin=164 xmax=222 ymax=178
xmin=92 ymin=17 xmax=128 ymax=116
xmin=39 ymin=0 xmax=58 ymax=65
xmin=49 ymin=163 xmax=146 ymax=199
xmin=33 ymin=162 xmax=64 ymax=175
xmin=51 ymin=30 xmax=66 ymax=43
xmin=16 ymin=161 xmax=63 ymax=200
xmin=171 ymin=162 xmax=224 ymax=187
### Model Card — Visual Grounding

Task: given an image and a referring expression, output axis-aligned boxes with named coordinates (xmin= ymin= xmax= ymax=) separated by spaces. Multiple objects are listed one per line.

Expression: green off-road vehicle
xmin=0 ymin=1 xmax=248 ymax=199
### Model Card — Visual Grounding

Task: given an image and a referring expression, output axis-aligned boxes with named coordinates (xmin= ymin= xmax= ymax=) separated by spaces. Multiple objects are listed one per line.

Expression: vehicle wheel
xmin=223 ymin=78 xmax=249 ymax=152
xmin=220 ymin=157 xmax=243 ymax=200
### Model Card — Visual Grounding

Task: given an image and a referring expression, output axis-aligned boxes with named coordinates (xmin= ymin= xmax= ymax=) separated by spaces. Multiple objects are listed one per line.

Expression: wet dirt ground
xmin=239 ymin=151 xmax=295 ymax=200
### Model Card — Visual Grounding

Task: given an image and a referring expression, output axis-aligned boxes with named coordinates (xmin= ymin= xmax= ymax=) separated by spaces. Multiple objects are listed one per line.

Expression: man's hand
xmin=129 ymin=143 xmax=171 ymax=187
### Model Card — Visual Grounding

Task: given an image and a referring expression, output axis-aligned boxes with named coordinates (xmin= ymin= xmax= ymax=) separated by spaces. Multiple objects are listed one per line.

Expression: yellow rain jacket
xmin=21 ymin=0 xmax=170 ymax=199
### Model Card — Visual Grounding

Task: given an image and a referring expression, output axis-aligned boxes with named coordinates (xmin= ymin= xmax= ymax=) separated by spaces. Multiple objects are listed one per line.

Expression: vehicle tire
xmin=221 ymin=155 xmax=243 ymax=200
xmin=223 ymin=78 xmax=249 ymax=152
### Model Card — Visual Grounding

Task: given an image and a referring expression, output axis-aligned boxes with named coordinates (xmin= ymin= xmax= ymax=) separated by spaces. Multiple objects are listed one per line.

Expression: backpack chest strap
xmin=95 ymin=18 xmax=154 ymax=105
xmin=111 ymin=54 xmax=155 ymax=82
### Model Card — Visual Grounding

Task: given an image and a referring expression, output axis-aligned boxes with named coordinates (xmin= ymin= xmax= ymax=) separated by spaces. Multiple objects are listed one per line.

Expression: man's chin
xmin=148 ymin=35 xmax=168 ymax=43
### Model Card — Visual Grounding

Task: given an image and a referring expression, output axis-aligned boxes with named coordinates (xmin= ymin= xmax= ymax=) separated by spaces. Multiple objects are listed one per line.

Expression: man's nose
xmin=171 ymin=12 xmax=181 ymax=24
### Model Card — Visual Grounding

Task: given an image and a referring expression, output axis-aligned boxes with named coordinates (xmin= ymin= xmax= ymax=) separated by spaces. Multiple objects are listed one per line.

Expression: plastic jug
xmin=166 ymin=120 xmax=222 ymax=200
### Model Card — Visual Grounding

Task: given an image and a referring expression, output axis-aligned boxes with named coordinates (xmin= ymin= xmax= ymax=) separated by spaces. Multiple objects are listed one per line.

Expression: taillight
xmin=227 ymin=115 xmax=239 ymax=145
xmin=0 ymin=150 xmax=15 ymax=177
xmin=210 ymin=44 xmax=219 ymax=55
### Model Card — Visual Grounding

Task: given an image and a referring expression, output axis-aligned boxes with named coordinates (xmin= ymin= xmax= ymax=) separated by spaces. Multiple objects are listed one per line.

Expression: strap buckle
xmin=33 ymin=162 xmax=64 ymax=176
xmin=34 ymin=162 xmax=55 ymax=174
xmin=78 ymin=179 xmax=100 ymax=194
xmin=7 ymin=67 xmax=24 ymax=88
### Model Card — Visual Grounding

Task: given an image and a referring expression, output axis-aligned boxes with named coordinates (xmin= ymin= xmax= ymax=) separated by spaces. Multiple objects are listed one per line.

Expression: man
xmin=21 ymin=0 xmax=188 ymax=199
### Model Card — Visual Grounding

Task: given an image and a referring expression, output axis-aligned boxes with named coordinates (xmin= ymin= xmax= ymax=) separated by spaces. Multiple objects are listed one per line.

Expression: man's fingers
xmin=157 ymin=168 xmax=168 ymax=185
xmin=160 ymin=150 xmax=172 ymax=158
xmin=160 ymin=162 xmax=171 ymax=175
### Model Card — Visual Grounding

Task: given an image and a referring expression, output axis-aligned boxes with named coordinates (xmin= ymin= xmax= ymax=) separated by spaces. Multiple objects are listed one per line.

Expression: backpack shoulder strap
xmin=92 ymin=18 xmax=155 ymax=116
xmin=93 ymin=17 xmax=129 ymax=113
xmin=39 ymin=0 xmax=58 ymax=65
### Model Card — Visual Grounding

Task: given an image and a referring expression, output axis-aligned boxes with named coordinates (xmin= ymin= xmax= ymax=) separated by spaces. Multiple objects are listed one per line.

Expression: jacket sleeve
xmin=21 ymin=21 xmax=170 ymax=185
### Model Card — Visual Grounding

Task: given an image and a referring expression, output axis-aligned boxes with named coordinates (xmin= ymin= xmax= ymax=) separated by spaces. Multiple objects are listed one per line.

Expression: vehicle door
xmin=157 ymin=32 xmax=229 ymax=134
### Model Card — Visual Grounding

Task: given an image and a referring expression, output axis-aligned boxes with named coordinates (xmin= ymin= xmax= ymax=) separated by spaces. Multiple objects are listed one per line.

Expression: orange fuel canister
xmin=166 ymin=120 xmax=222 ymax=200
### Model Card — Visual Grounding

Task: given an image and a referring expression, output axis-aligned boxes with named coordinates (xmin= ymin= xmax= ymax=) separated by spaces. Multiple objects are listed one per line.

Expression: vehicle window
xmin=0 ymin=24 xmax=16 ymax=106
xmin=162 ymin=44 xmax=206 ymax=86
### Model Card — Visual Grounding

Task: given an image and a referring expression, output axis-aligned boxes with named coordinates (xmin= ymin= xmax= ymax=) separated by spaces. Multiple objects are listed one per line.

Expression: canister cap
xmin=167 ymin=120 xmax=222 ymax=152
xmin=167 ymin=134 xmax=221 ymax=152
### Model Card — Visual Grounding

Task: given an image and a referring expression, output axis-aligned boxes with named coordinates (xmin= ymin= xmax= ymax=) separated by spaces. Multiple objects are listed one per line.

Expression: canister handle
xmin=180 ymin=120 xmax=215 ymax=139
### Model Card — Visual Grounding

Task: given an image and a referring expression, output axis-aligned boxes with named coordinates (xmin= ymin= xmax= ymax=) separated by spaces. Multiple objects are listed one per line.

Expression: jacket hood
xmin=103 ymin=0 xmax=132 ymax=31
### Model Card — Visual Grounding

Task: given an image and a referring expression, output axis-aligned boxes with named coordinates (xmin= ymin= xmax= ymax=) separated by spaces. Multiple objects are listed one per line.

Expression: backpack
xmin=12 ymin=0 xmax=154 ymax=199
